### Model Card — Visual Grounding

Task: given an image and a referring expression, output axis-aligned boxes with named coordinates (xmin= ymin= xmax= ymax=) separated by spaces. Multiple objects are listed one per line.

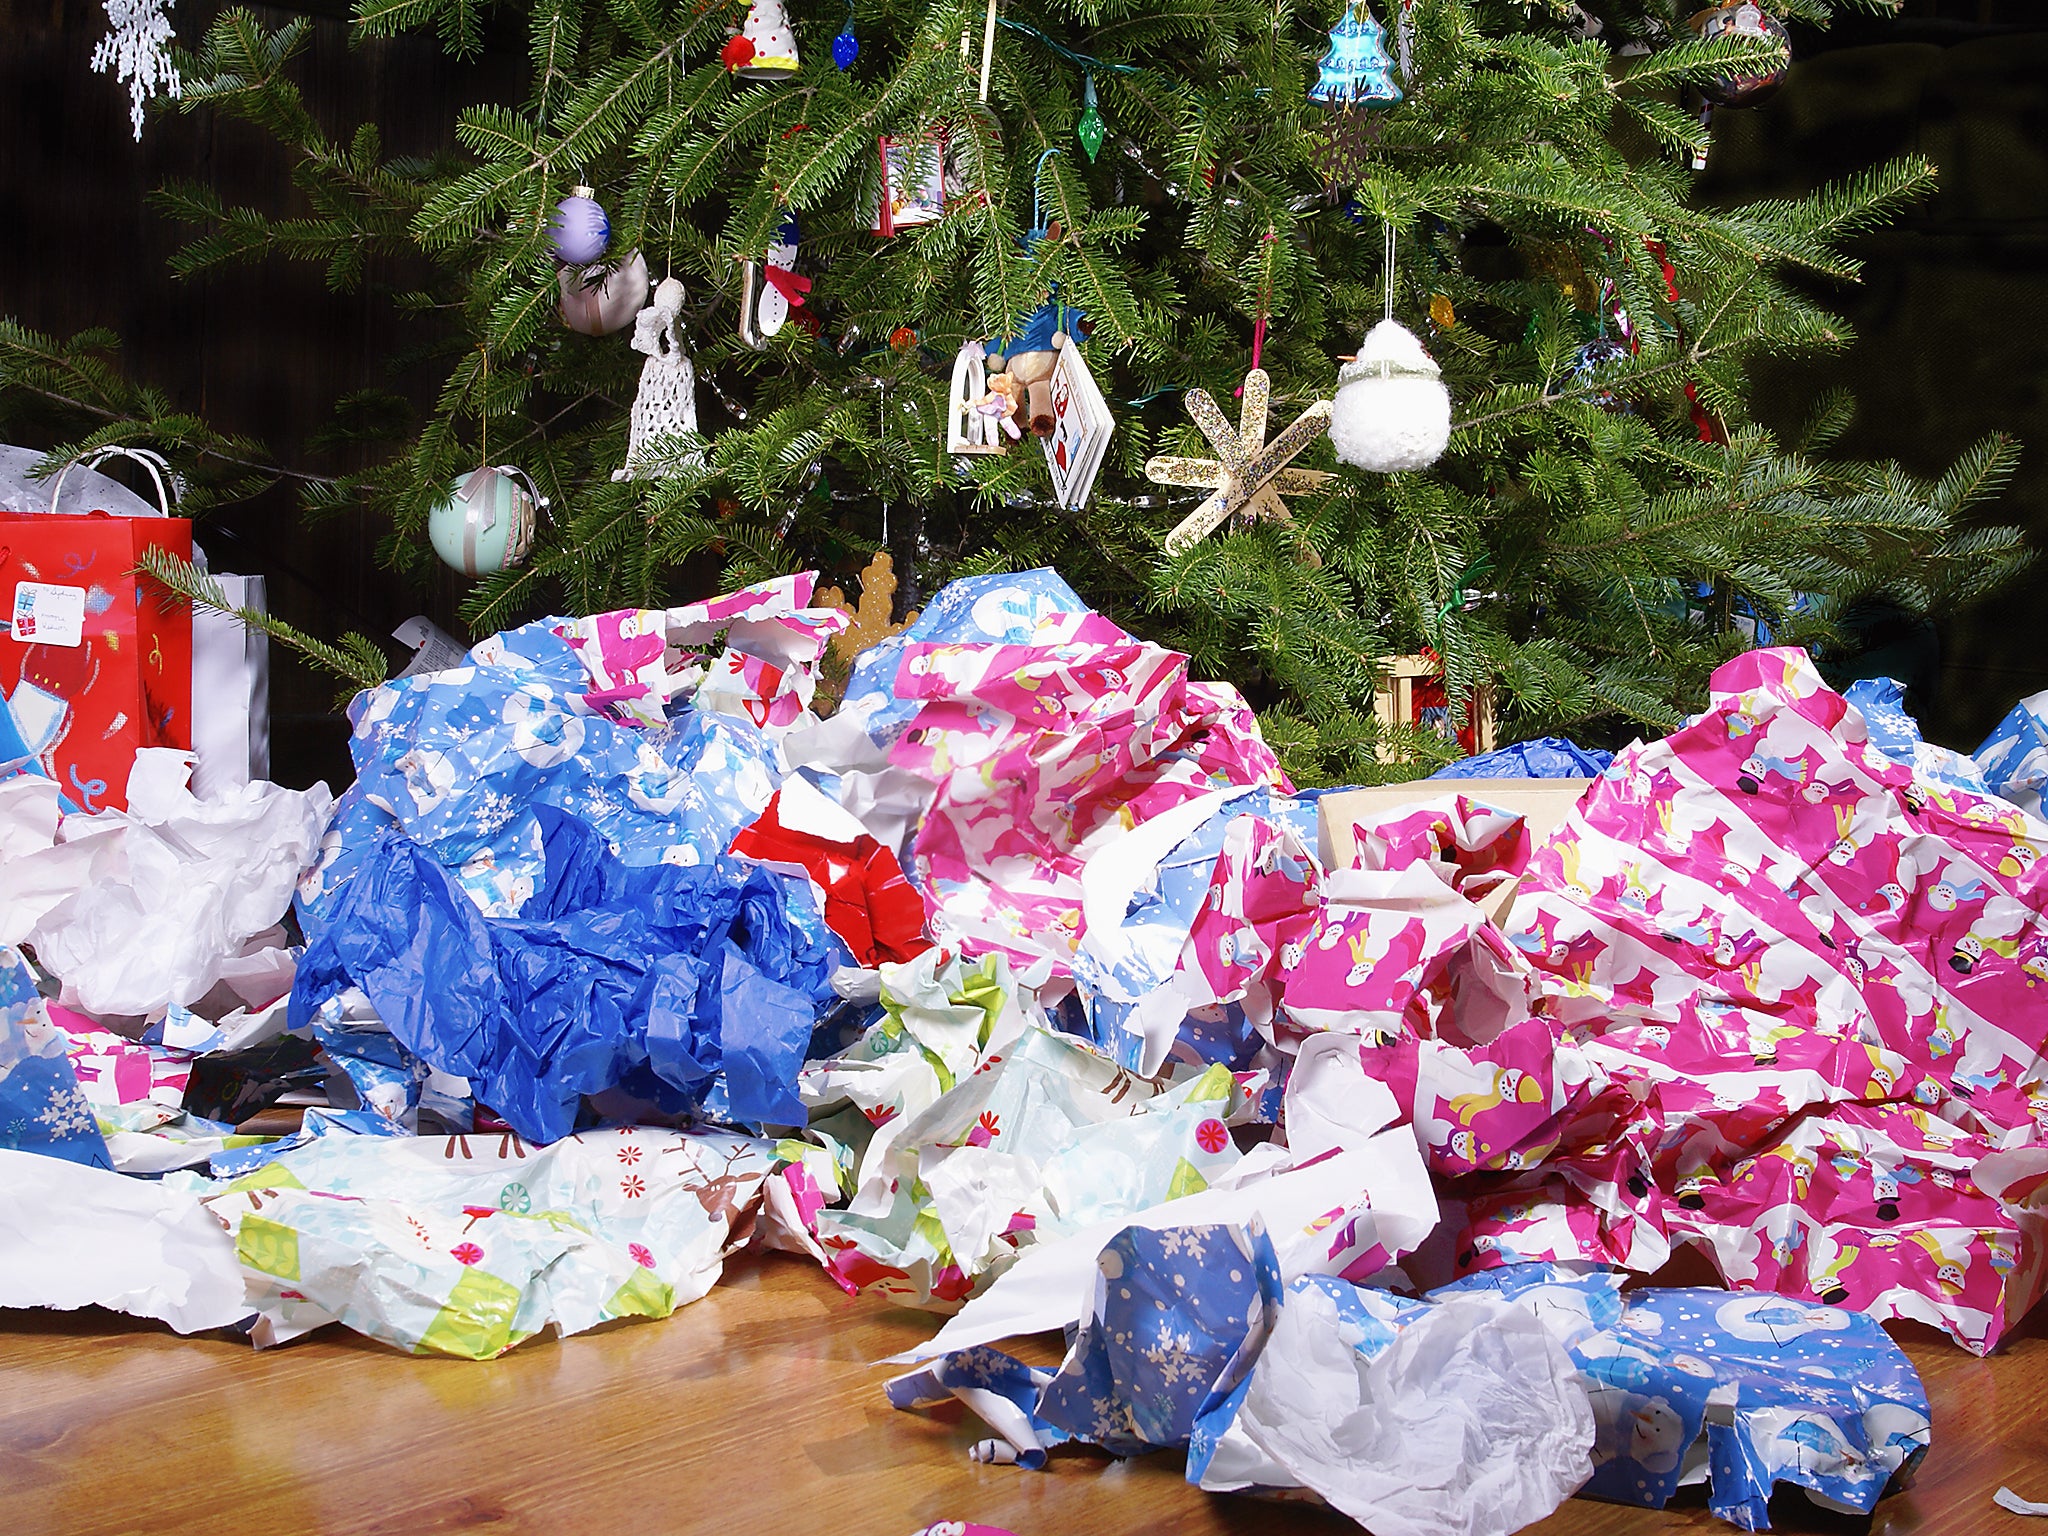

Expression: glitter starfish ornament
xmin=1146 ymin=369 xmax=1335 ymax=553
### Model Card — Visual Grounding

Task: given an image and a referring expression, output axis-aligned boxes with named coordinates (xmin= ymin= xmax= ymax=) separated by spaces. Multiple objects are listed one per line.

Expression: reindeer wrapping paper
xmin=195 ymin=1126 xmax=776 ymax=1357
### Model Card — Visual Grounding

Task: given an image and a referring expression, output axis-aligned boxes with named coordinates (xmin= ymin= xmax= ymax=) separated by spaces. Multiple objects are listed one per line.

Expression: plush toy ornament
xmin=1330 ymin=318 xmax=1451 ymax=473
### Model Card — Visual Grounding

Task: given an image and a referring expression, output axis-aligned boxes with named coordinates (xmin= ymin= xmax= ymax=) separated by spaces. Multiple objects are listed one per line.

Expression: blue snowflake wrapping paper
xmin=290 ymin=805 xmax=845 ymax=1144
xmin=885 ymin=1346 xmax=1073 ymax=1469
xmin=0 ymin=945 xmax=112 ymax=1169
xmin=1844 ymin=677 xmax=1990 ymax=795
xmin=1973 ymin=686 xmax=2048 ymax=816
xmin=297 ymin=614 xmax=781 ymax=928
xmin=1431 ymin=737 xmax=1615 ymax=779
xmin=1436 ymin=1266 xmax=1932 ymax=1531
xmin=1035 ymin=1220 xmax=1284 ymax=1455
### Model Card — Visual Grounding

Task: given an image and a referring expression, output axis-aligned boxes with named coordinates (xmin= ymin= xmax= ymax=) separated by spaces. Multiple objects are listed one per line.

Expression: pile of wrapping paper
xmin=5 ymin=566 xmax=2048 ymax=1536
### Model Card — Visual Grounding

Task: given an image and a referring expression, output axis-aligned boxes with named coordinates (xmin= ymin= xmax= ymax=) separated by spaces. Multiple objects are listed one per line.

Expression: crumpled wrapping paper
xmin=292 ymin=806 xmax=841 ymax=1144
xmin=1 ymin=947 xmax=112 ymax=1169
xmin=0 ymin=752 xmax=332 ymax=1015
xmin=201 ymin=1126 xmax=774 ymax=1357
xmin=1847 ymin=677 xmax=1989 ymax=795
xmin=298 ymin=589 xmax=804 ymax=924
xmin=1442 ymin=1265 xmax=1930 ymax=1531
xmin=1432 ymin=737 xmax=1614 ymax=779
xmin=1974 ymin=686 xmax=2048 ymax=816
xmin=801 ymin=943 xmax=1250 ymax=1303
xmin=1330 ymin=649 xmax=2048 ymax=1351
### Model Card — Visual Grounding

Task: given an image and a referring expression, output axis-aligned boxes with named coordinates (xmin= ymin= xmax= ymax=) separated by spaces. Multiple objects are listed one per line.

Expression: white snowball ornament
xmin=1330 ymin=318 xmax=1451 ymax=473
xmin=429 ymin=465 xmax=544 ymax=577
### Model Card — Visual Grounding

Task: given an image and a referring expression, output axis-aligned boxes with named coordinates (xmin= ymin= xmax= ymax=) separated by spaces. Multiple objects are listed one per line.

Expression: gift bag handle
xmin=47 ymin=445 xmax=181 ymax=518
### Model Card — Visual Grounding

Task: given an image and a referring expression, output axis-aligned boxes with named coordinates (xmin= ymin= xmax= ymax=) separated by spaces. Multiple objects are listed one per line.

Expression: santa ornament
xmin=722 ymin=0 xmax=800 ymax=81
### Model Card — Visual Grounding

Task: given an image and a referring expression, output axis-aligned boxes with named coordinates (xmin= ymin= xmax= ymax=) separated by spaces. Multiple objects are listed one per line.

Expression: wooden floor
xmin=3 ymin=1254 xmax=2044 ymax=1536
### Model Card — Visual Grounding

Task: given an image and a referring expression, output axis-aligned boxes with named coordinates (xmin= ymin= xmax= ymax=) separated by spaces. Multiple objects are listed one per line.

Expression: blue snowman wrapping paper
xmin=1438 ymin=1265 xmax=1931 ymax=1531
xmin=0 ymin=944 xmax=112 ymax=1169
xmin=298 ymin=613 xmax=781 ymax=927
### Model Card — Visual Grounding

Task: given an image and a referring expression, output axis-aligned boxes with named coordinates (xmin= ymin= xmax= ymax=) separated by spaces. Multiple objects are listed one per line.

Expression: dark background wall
xmin=1 ymin=0 xmax=2043 ymax=789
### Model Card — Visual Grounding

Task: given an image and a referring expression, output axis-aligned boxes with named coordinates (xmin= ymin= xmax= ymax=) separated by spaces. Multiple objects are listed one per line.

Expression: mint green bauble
xmin=429 ymin=466 xmax=538 ymax=577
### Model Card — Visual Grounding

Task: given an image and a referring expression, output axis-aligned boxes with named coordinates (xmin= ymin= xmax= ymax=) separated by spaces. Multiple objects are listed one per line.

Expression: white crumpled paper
xmin=0 ymin=751 xmax=331 ymax=1015
xmin=1218 ymin=1284 xmax=1595 ymax=1536
xmin=0 ymin=1146 xmax=251 ymax=1333
xmin=890 ymin=1062 xmax=1438 ymax=1365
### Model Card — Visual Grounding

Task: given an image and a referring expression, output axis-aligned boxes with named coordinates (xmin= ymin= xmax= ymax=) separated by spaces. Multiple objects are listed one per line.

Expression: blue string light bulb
xmin=1309 ymin=1 xmax=1402 ymax=109
xmin=832 ymin=1 xmax=858 ymax=70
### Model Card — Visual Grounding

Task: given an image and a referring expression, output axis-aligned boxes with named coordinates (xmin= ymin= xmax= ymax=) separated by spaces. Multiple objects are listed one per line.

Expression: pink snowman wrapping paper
xmin=1307 ymin=649 xmax=2048 ymax=1353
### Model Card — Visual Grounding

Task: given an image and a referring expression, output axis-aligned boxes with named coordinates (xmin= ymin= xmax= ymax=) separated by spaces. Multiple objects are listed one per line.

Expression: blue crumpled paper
xmin=1037 ymin=1220 xmax=1285 ymax=1454
xmin=1974 ymin=687 xmax=2048 ymax=816
xmin=1431 ymin=737 xmax=1614 ymax=779
xmin=1844 ymin=677 xmax=1991 ymax=795
xmin=1 ymin=945 xmax=113 ymax=1169
xmin=298 ymin=615 xmax=781 ymax=928
xmin=290 ymin=805 xmax=845 ymax=1144
xmin=1437 ymin=1265 xmax=1931 ymax=1531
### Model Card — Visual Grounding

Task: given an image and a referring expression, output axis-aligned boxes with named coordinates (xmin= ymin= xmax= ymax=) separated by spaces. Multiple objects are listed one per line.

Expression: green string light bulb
xmin=1076 ymin=71 xmax=1106 ymax=161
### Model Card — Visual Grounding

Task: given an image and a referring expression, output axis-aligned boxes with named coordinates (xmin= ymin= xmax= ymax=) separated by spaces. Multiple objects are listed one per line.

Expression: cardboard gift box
xmin=0 ymin=512 xmax=193 ymax=812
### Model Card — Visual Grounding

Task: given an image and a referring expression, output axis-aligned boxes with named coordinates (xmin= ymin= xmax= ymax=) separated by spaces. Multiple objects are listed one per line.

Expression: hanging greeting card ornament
xmin=867 ymin=131 xmax=949 ymax=236
xmin=429 ymin=466 xmax=544 ymax=577
xmin=722 ymin=0 xmax=800 ymax=80
xmin=1690 ymin=1 xmax=1789 ymax=107
xmin=1042 ymin=334 xmax=1114 ymax=509
xmin=946 ymin=341 xmax=1015 ymax=456
xmin=614 ymin=277 xmax=705 ymax=482
xmin=547 ymin=185 xmax=611 ymax=266
xmin=1146 ymin=369 xmax=1335 ymax=553
xmin=557 ymin=250 xmax=649 ymax=336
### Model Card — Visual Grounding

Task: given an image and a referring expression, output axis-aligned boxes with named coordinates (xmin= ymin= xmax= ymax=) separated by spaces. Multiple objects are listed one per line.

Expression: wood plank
xmin=3 ymin=1256 xmax=2043 ymax=1536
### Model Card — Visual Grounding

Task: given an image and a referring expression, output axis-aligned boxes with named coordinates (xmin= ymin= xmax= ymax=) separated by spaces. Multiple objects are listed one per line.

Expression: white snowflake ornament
xmin=94 ymin=0 xmax=183 ymax=142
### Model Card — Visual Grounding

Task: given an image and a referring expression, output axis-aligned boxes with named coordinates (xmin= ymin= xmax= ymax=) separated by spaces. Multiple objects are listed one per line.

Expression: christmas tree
xmin=1 ymin=0 xmax=2030 ymax=782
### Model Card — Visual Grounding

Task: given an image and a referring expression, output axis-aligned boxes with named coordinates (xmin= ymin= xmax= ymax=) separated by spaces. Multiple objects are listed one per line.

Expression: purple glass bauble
xmin=548 ymin=186 xmax=611 ymax=266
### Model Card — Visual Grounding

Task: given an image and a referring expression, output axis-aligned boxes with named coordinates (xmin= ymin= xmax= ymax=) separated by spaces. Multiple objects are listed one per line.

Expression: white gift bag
xmin=190 ymin=573 xmax=271 ymax=797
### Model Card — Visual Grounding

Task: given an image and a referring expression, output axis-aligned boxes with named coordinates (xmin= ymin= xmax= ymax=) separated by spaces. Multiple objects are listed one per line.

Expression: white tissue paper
xmin=0 ymin=1147 xmax=251 ymax=1334
xmin=0 ymin=751 xmax=331 ymax=1016
xmin=1221 ymin=1284 xmax=1595 ymax=1536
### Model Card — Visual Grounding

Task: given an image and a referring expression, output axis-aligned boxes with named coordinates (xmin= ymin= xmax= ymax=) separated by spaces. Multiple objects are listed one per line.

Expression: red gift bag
xmin=0 ymin=512 xmax=194 ymax=813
